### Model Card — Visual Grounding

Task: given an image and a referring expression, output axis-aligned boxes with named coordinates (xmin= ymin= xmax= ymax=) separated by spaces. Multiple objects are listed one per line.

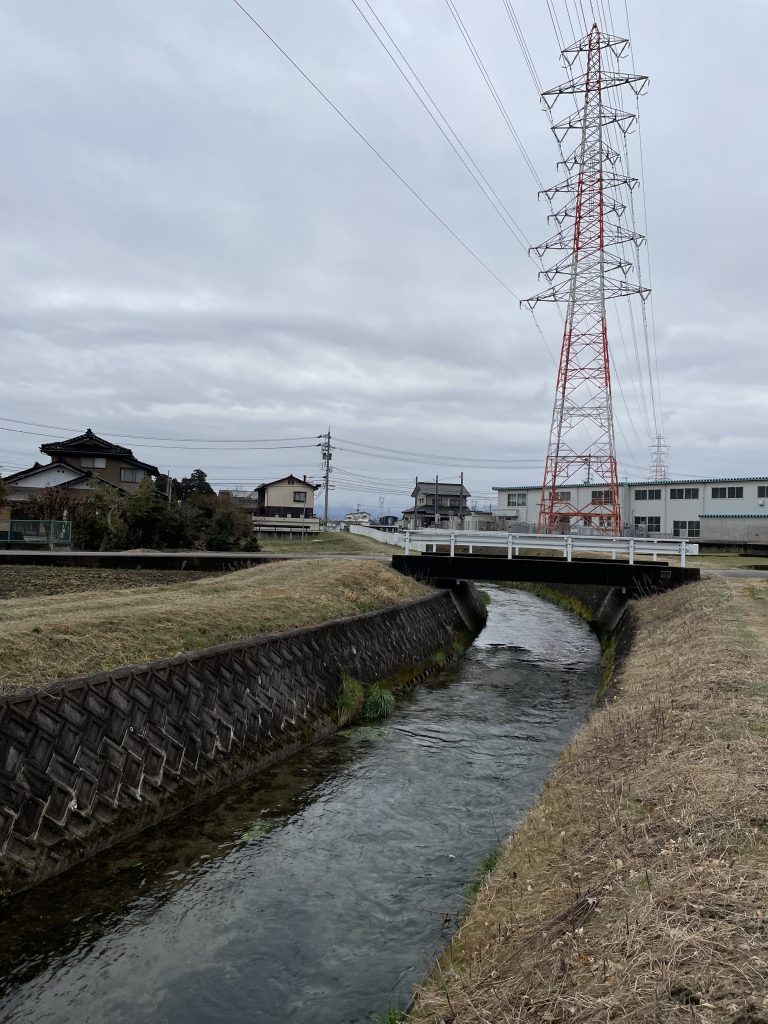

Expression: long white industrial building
xmin=493 ymin=477 xmax=768 ymax=545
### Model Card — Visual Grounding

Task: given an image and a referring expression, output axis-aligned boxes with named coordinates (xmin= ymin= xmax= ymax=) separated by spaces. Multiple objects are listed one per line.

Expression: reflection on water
xmin=0 ymin=586 xmax=600 ymax=1024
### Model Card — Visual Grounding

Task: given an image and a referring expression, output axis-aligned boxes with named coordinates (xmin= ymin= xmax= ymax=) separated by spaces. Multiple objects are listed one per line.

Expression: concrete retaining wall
xmin=0 ymin=582 xmax=485 ymax=896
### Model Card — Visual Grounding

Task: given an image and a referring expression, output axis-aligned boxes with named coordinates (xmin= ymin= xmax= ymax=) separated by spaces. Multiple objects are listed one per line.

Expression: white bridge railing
xmin=348 ymin=524 xmax=698 ymax=566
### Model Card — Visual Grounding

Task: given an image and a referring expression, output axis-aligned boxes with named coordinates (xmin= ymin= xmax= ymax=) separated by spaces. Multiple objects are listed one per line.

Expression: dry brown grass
xmin=411 ymin=577 xmax=768 ymax=1023
xmin=0 ymin=559 xmax=429 ymax=695
xmin=0 ymin=565 xmax=213 ymax=599
xmin=257 ymin=531 xmax=392 ymax=555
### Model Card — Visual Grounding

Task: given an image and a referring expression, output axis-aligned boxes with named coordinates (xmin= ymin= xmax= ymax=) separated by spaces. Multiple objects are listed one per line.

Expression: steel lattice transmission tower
xmin=523 ymin=24 xmax=649 ymax=535
xmin=648 ymin=432 xmax=669 ymax=481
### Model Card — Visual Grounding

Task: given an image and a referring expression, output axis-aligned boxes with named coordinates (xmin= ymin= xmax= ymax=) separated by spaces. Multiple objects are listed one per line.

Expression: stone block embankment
xmin=0 ymin=582 xmax=485 ymax=896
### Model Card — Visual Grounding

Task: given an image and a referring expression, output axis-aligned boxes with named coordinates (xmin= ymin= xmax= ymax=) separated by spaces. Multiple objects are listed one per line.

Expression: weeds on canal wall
xmin=337 ymin=630 xmax=476 ymax=726
xmin=337 ymin=674 xmax=365 ymax=722
xmin=362 ymin=683 xmax=396 ymax=720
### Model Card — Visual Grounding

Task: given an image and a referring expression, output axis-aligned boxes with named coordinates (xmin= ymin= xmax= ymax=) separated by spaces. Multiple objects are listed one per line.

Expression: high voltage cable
xmin=350 ymin=0 xmax=557 ymax=368
xmin=335 ymin=448 xmax=541 ymax=469
xmin=545 ymin=0 xmax=566 ymax=51
xmin=502 ymin=1 xmax=543 ymax=95
xmin=623 ymin=0 xmax=663 ymax=431
xmin=349 ymin=0 xmax=532 ymax=253
xmin=229 ymin=0 xmax=521 ymax=301
xmin=444 ymin=0 xmax=547 ymax=194
xmin=334 ymin=435 xmax=543 ymax=462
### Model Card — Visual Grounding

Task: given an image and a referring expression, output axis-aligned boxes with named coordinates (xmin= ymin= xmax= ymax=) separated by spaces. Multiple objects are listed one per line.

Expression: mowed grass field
xmin=0 ymin=560 xmax=430 ymax=695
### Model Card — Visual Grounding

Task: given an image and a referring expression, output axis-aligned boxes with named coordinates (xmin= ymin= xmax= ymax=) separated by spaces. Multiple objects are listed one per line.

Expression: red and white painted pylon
xmin=523 ymin=25 xmax=649 ymax=535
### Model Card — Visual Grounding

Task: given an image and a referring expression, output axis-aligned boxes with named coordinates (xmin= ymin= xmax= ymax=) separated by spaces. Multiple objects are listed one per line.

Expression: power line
xmin=623 ymin=0 xmax=663 ymax=430
xmin=0 ymin=416 xmax=318 ymax=444
xmin=229 ymin=0 xmax=521 ymax=301
xmin=445 ymin=0 xmax=545 ymax=194
xmin=335 ymin=436 xmax=544 ymax=463
xmin=350 ymin=0 xmax=532 ymax=253
xmin=0 ymin=424 xmax=318 ymax=451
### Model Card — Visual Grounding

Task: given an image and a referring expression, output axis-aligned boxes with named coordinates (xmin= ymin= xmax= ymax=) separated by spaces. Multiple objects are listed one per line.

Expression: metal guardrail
xmin=349 ymin=524 xmax=698 ymax=566
xmin=0 ymin=519 xmax=72 ymax=547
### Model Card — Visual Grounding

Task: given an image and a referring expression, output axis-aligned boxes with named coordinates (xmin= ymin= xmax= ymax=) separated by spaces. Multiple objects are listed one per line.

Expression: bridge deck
xmin=391 ymin=554 xmax=699 ymax=593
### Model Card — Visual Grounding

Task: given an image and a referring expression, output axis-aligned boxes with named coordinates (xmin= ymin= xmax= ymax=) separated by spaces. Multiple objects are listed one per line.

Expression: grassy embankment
xmin=257 ymin=531 xmax=393 ymax=556
xmin=0 ymin=560 xmax=429 ymax=696
xmin=689 ymin=552 xmax=768 ymax=571
xmin=410 ymin=577 xmax=768 ymax=1023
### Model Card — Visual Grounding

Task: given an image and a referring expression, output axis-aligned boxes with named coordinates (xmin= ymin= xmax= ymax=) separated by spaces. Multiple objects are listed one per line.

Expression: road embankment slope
xmin=411 ymin=577 xmax=768 ymax=1023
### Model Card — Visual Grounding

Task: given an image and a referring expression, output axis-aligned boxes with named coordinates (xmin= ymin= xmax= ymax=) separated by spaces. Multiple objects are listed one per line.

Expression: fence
xmin=0 ymin=519 xmax=72 ymax=548
xmin=348 ymin=524 xmax=698 ymax=566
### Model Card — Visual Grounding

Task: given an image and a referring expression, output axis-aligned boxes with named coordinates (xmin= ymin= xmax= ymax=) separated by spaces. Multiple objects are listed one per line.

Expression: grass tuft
xmin=465 ymin=847 xmax=502 ymax=899
xmin=376 ymin=1009 xmax=406 ymax=1024
xmin=362 ymin=683 xmax=396 ymax=720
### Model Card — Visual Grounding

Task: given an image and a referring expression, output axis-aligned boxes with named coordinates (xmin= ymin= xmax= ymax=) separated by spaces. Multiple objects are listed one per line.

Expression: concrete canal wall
xmin=0 ymin=582 xmax=486 ymax=897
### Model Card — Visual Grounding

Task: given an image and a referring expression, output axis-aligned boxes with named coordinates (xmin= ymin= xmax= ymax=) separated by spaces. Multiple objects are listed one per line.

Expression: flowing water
xmin=0 ymin=586 xmax=600 ymax=1024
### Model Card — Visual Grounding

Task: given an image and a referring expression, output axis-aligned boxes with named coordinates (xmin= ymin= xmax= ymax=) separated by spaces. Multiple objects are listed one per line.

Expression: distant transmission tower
xmin=523 ymin=24 xmax=649 ymax=535
xmin=648 ymin=432 xmax=669 ymax=481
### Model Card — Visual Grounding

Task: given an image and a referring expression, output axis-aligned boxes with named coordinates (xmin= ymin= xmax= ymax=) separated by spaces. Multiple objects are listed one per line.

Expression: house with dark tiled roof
xmin=402 ymin=480 xmax=471 ymax=528
xmin=4 ymin=428 xmax=160 ymax=501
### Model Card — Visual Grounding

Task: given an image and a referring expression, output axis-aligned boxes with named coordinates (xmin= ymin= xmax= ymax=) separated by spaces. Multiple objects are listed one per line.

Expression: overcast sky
xmin=0 ymin=0 xmax=765 ymax=515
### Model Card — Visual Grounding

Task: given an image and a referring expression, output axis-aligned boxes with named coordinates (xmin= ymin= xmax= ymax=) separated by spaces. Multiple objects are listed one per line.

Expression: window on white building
xmin=673 ymin=520 xmax=700 ymax=538
xmin=634 ymin=516 xmax=661 ymax=533
xmin=506 ymin=492 xmax=527 ymax=507
xmin=553 ymin=490 xmax=571 ymax=501
xmin=712 ymin=486 xmax=743 ymax=499
xmin=670 ymin=488 xmax=699 ymax=500
xmin=592 ymin=490 xmax=612 ymax=504
xmin=758 ymin=486 xmax=768 ymax=499
xmin=293 ymin=491 xmax=307 ymax=503
xmin=635 ymin=489 xmax=661 ymax=500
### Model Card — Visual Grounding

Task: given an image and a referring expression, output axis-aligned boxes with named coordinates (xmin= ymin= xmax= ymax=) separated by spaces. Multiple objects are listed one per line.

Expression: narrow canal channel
xmin=0 ymin=586 xmax=601 ymax=1024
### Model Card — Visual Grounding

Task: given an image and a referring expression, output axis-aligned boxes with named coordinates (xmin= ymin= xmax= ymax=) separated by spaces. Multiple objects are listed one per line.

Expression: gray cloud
xmin=0 ymin=0 xmax=765 ymax=511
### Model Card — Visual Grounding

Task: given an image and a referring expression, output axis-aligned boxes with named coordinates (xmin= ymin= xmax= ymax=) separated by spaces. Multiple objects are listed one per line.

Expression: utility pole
xmin=460 ymin=470 xmax=464 ymax=526
xmin=434 ymin=474 xmax=439 ymax=527
xmin=320 ymin=427 xmax=332 ymax=528
xmin=523 ymin=24 xmax=649 ymax=535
